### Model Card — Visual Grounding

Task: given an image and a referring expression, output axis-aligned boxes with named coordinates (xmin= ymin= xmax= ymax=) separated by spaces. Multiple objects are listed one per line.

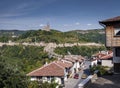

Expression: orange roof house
xmin=27 ymin=62 xmax=64 ymax=77
xmin=27 ymin=61 xmax=73 ymax=86
xmin=54 ymin=61 xmax=73 ymax=68
xmin=27 ymin=55 xmax=85 ymax=86
xmin=91 ymin=51 xmax=113 ymax=67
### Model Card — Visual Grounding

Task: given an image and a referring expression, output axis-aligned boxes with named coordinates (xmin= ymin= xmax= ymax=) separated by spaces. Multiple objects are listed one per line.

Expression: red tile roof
xmin=63 ymin=58 xmax=76 ymax=63
xmin=63 ymin=55 xmax=84 ymax=63
xmin=92 ymin=51 xmax=113 ymax=60
xmin=55 ymin=61 xmax=73 ymax=68
xmin=101 ymin=53 xmax=113 ymax=60
xmin=93 ymin=53 xmax=106 ymax=59
xmin=108 ymin=50 xmax=113 ymax=54
xmin=99 ymin=16 xmax=120 ymax=24
xmin=27 ymin=62 xmax=64 ymax=77
xmin=93 ymin=51 xmax=113 ymax=58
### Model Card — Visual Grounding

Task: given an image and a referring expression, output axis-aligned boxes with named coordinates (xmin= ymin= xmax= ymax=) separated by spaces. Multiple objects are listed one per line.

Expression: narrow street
xmin=64 ymin=70 xmax=84 ymax=88
xmin=64 ymin=60 xmax=91 ymax=88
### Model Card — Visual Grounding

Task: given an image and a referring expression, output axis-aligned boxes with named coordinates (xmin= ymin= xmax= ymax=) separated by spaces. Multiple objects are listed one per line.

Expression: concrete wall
xmin=91 ymin=60 xmax=97 ymax=66
xmin=102 ymin=60 xmax=113 ymax=67
xmin=30 ymin=76 xmax=62 ymax=85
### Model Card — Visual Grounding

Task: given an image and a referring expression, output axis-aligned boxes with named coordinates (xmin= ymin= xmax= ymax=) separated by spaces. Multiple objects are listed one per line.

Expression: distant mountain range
xmin=0 ymin=29 xmax=105 ymax=43
xmin=0 ymin=30 xmax=27 ymax=36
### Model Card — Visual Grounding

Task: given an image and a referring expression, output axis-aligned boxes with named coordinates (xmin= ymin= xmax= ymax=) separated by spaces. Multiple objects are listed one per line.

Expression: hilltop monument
xmin=42 ymin=23 xmax=50 ymax=31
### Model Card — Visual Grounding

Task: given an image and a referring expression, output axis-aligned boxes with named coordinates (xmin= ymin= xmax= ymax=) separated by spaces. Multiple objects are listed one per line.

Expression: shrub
xmin=90 ymin=65 xmax=108 ymax=76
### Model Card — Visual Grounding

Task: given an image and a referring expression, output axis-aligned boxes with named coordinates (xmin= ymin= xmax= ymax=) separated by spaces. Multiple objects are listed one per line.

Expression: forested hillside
xmin=1 ymin=29 xmax=104 ymax=43
xmin=0 ymin=30 xmax=26 ymax=36
xmin=0 ymin=45 xmax=55 ymax=73
xmin=54 ymin=45 xmax=106 ymax=57
xmin=0 ymin=29 xmax=105 ymax=43
xmin=0 ymin=30 xmax=27 ymax=42
xmin=0 ymin=45 xmax=57 ymax=87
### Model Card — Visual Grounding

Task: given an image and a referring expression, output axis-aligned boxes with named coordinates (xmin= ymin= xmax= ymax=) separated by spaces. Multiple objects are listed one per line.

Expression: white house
xmin=91 ymin=51 xmax=113 ymax=67
xmin=100 ymin=53 xmax=113 ymax=67
xmin=27 ymin=61 xmax=73 ymax=86
xmin=63 ymin=55 xmax=85 ymax=76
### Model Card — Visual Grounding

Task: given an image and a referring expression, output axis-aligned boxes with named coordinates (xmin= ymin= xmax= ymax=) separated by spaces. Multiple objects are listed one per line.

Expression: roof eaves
xmin=27 ymin=62 xmax=55 ymax=76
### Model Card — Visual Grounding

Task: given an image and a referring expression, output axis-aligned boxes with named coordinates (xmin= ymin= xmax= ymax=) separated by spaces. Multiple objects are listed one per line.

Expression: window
xmin=114 ymin=28 xmax=120 ymax=36
xmin=47 ymin=76 xmax=51 ymax=81
xmin=115 ymin=47 xmax=120 ymax=57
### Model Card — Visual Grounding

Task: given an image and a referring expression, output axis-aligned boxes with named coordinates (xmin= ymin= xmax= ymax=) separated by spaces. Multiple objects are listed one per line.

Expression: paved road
xmin=64 ymin=70 xmax=84 ymax=88
xmin=64 ymin=60 xmax=91 ymax=88
xmin=74 ymin=60 xmax=91 ymax=88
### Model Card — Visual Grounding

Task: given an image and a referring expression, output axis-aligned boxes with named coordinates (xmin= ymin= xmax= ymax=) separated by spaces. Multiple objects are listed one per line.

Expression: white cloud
xmin=87 ymin=24 xmax=92 ymax=26
xmin=75 ymin=22 xmax=80 ymax=25
xmin=63 ymin=24 xmax=68 ymax=27
xmin=63 ymin=24 xmax=72 ymax=27
xmin=39 ymin=24 xmax=44 ymax=27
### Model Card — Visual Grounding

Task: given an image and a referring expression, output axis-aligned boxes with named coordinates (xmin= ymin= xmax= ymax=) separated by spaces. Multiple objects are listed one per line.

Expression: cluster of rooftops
xmin=27 ymin=55 xmax=85 ymax=77
xmin=92 ymin=51 xmax=113 ymax=60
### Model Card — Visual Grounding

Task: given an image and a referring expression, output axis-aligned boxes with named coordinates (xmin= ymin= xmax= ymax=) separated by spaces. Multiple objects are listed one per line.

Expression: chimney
xmin=99 ymin=51 xmax=101 ymax=53
xmin=44 ymin=61 xmax=48 ymax=66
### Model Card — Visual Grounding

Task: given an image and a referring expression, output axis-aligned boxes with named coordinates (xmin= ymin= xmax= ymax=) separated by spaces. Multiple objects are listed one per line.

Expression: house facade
xmin=63 ymin=55 xmax=85 ymax=75
xmin=100 ymin=52 xmax=113 ymax=67
xmin=27 ymin=61 xmax=73 ymax=86
xmin=91 ymin=51 xmax=113 ymax=67
xmin=99 ymin=16 xmax=120 ymax=73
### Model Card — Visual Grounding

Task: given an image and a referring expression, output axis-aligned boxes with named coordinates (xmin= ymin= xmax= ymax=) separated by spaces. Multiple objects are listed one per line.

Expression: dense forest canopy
xmin=0 ymin=45 xmax=57 ymax=87
xmin=0 ymin=45 xmax=55 ymax=73
xmin=54 ymin=45 xmax=106 ymax=57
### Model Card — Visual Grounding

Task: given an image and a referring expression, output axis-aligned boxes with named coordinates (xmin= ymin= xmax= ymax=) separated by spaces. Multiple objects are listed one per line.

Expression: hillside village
xmin=0 ymin=17 xmax=120 ymax=88
xmin=1 ymin=0 xmax=120 ymax=88
xmin=27 ymin=17 xmax=120 ymax=88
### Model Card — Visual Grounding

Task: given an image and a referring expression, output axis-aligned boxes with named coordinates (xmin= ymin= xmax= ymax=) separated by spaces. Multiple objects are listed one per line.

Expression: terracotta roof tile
xmin=63 ymin=58 xmax=76 ymax=63
xmin=27 ymin=62 xmax=64 ymax=77
xmin=55 ymin=61 xmax=73 ymax=68
xmin=94 ymin=53 xmax=106 ymax=58
xmin=93 ymin=51 xmax=113 ymax=58
xmin=63 ymin=55 xmax=84 ymax=63
xmin=101 ymin=53 xmax=113 ymax=60
xmin=108 ymin=51 xmax=113 ymax=54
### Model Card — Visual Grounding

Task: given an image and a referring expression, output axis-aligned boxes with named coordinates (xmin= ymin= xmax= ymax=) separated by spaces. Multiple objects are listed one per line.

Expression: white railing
xmin=78 ymin=75 xmax=93 ymax=88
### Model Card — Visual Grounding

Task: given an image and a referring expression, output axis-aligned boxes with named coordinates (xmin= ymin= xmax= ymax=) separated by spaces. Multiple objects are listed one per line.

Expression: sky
xmin=0 ymin=0 xmax=120 ymax=31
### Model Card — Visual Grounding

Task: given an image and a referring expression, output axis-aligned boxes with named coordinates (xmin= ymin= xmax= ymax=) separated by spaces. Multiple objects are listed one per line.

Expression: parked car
xmin=74 ymin=73 xmax=79 ymax=79
xmin=81 ymin=73 xmax=87 ymax=79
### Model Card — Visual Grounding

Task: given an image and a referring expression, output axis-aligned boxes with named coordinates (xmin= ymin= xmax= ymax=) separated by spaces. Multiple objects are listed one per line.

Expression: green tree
xmin=0 ymin=58 xmax=28 ymax=88
xmin=54 ymin=46 xmax=106 ymax=58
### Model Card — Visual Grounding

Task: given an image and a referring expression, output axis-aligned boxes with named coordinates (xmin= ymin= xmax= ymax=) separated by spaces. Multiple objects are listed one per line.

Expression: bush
xmin=0 ymin=58 xmax=28 ymax=88
xmin=90 ymin=65 xmax=108 ymax=76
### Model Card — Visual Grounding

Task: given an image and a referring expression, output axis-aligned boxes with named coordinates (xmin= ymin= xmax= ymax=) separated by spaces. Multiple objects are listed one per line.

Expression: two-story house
xmin=99 ymin=16 xmax=120 ymax=73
